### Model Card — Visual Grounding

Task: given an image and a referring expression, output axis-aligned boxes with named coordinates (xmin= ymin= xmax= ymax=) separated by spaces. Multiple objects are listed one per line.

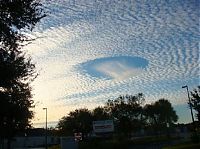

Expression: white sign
xmin=93 ymin=120 xmax=114 ymax=133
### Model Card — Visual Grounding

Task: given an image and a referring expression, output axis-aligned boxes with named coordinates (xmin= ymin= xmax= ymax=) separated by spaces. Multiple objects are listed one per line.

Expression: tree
xmin=0 ymin=51 xmax=35 ymax=139
xmin=0 ymin=0 xmax=46 ymax=50
xmin=106 ymin=93 xmax=145 ymax=136
xmin=144 ymin=99 xmax=178 ymax=134
xmin=144 ymin=104 xmax=158 ymax=125
xmin=0 ymin=0 xmax=45 ymax=145
xmin=92 ymin=106 xmax=110 ymax=121
xmin=190 ymin=86 xmax=200 ymax=121
xmin=57 ymin=109 xmax=93 ymax=136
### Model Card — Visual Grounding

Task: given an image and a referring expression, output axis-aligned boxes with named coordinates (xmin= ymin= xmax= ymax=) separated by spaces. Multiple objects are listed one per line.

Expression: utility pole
xmin=182 ymin=85 xmax=195 ymax=123
xmin=43 ymin=108 xmax=47 ymax=149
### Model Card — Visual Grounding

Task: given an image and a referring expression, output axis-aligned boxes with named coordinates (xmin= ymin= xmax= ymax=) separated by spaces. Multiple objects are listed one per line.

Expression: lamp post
xmin=43 ymin=108 xmax=47 ymax=149
xmin=182 ymin=85 xmax=195 ymax=123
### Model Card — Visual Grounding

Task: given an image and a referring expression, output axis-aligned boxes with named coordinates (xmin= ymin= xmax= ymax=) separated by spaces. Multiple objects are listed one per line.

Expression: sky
xmin=23 ymin=0 xmax=199 ymax=128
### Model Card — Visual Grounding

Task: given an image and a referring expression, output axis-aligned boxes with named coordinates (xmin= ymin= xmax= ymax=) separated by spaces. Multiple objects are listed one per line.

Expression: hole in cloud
xmin=78 ymin=56 xmax=148 ymax=80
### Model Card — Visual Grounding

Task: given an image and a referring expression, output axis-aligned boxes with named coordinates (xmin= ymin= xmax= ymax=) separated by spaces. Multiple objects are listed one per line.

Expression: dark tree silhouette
xmin=56 ymin=95 xmax=179 ymax=139
xmin=92 ymin=106 xmax=110 ymax=121
xmin=0 ymin=0 xmax=46 ymax=50
xmin=57 ymin=109 xmax=93 ymax=136
xmin=0 ymin=0 xmax=45 ymax=146
xmin=144 ymin=104 xmax=158 ymax=125
xmin=190 ymin=86 xmax=200 ymax=121
xmin=106 ymin=93 xmax=145 ymax=136
xmin=0 ymin=51 xmax=35 ymax=139
xmin=144 ymin=99 xmax=178 ymax=134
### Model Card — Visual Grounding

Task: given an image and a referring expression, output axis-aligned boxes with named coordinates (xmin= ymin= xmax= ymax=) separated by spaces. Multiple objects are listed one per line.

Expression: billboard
xmin=93 ymin=120 xmax=114 ymax=133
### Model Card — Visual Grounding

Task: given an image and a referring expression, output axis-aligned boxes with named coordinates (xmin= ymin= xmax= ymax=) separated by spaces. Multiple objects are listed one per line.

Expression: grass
xmin=79 ymin=136 xmax=131 ymax=149
xmin=78 ymin=135 xmax=181 ymax=149
xmin=48 ymin=145 xmax=61 ymax=149
xmin=163 ymin=142 xmax=200 ymax=149
xmin=131 ymin=135 xmax=179 ymax=144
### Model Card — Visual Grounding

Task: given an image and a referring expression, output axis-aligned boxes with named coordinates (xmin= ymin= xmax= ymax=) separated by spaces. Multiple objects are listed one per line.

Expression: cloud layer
xmin=23 ymin=0 xmax=200 ymax=125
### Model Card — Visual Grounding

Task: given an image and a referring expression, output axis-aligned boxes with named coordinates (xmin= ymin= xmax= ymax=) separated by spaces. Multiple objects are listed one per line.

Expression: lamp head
xmin=182 ymin=85 xmax=187 ymax=88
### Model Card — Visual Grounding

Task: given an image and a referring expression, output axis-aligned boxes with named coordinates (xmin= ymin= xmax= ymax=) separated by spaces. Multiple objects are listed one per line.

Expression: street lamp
xmin=182 ymin=85 xmax=195 ymax=123
xmin=43 ymin=108 xmax=47 ymax=149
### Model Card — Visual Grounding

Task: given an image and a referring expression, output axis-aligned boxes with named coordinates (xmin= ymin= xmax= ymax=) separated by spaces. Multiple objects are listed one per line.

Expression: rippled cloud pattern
xmin=25 ymin=0 xmax=200 ymax=124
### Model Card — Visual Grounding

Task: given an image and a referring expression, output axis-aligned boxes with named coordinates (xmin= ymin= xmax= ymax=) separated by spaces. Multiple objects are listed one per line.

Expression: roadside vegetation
xmin=57 ymin=93 xmax=179 ymax=137
xmin=56 ymin=87 xmax=199 ymax=148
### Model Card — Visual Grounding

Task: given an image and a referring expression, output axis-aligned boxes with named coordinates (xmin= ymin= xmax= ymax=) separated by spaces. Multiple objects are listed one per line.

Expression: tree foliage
xmin=57 ymin=107 xmax=111 ymax=136
xmin=57 ymin=94 xmax=178 ymax=138
xmin=57 ymin=109 xmax=93 ymax=136
xmin=190 ymin=86 xmax=200 ymax=121
xmin=144 ymin=99 xmax=178 ymax=131
xmin=92 ymin=106 xmax=110 ymax=121
xmin=0 ymin=0 xmax=45 ymax=140
xmin=106 ymin=93 xmax=145 ymax=120
xmin=0 ymin=0 xmax=46 ymax=49
xmin=0 ymin=51 xmax=36 ymax=138
xmin=105 ymin=93 xmax=145 ymax=135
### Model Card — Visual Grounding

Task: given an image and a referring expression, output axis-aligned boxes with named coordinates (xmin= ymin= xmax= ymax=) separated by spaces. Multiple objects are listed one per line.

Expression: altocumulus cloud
xmin=23 ymin=0 xmax=199 ymax=125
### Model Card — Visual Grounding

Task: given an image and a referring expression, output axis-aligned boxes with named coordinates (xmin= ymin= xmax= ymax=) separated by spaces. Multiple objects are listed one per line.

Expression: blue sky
xmin=23 ymin=0 xmax=199 ymax=127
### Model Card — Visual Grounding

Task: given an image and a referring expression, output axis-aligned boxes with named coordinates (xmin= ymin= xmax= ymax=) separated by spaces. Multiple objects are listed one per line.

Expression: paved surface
xmin=61 ymin=137 xmax=78 ymax=149
xmin=14 ymin=148 xmax=45 ymax=149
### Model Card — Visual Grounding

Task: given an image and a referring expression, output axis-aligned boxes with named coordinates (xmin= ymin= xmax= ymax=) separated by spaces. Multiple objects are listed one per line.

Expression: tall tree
xmin=144 ymin=99 xmax=178 ymax=133
xmin=57 ymin=109 xmax=93 ymax=136
xmin=190 ymin=86 xmax=200 ymax=121
xmin=0 ymin=0 xmax=46 ymax=50
xmin=106 ymin=93 xmax=145 ymax=135
xmin=144 ymin=104 xmax=158 ymax=126
xmin=0 ymin=51 xmax=35 ymax=139
xmin=0 ymin=0 xmax=45 ymax=144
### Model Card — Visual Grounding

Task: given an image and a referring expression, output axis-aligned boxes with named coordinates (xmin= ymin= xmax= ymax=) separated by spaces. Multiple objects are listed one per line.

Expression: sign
xmin=93 ymin=120 xmax=114 ymax=133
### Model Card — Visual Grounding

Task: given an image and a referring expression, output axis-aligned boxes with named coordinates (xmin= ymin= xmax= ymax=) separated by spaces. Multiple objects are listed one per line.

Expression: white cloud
xmin=27 ymin=0 xmax=199 ymax=126
xmin=95 ymin=61 xmax=145 ymax=80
